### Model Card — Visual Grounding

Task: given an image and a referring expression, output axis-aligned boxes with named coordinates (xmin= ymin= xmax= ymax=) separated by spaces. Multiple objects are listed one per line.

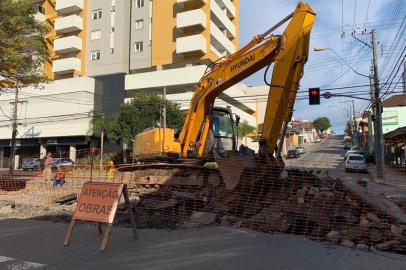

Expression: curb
xmin=367 ymin=170 xmax=406 ymax=188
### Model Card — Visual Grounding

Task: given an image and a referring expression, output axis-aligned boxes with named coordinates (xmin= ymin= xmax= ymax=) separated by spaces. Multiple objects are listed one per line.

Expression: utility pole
xmin=9 ymin=79 xmax=19 ymax=174
xmin=371 ymin=29 xmax=385 ymax=179
xmin=351 ymin=99 xmax=357 ymax=145
xmin=162 ymin=87 xmax=166 ymax=129
xmin=162 ymin=87 xmax=167 ymax=154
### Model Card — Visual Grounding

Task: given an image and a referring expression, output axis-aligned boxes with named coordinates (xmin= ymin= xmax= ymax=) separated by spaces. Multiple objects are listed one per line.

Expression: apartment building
xmin=0 ymin=0 xmax=249 ymax=168
xmin=30 ymin=0 xmax=238 ymax=78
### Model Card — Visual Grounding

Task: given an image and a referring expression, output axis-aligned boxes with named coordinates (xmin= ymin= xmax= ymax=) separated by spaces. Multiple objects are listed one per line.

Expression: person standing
xmin=43 ymin=152 xmax=53 ymax=182
xmin=107 ymin=160 xmax=115 ymax=181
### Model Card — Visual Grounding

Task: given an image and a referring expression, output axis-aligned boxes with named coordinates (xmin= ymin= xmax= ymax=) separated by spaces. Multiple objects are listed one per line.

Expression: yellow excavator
xmin=128 ymin=2 xmax=316 ymax=193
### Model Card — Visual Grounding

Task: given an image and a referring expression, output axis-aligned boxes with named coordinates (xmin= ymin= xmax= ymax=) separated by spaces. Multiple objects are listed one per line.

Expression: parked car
xmin=345 ymin=154 xmax=367 ymax=173
xmin=344 ymin=150 xmax=361 ymax=160
xmin=22 ymin=158 xmax=42 ymax=171
xmin=287 ymin=149 xmax=300 ymax=159
xmin=295 ymin=146 xmax=305 ymax=154
xmin=52 ymin=158 xmax=75 ymax=171
xmin=351 ymin=146 xmax=361 ymax=151
xmin=314 ymin=138 xmax=321 ymax=143
xmin=344 ymin=142 xmax=352 ymax=150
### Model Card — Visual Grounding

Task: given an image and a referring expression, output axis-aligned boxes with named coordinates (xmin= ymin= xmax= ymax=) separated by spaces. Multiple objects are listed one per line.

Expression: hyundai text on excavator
xmin=119 ymin=2 xmax=316 ymax=200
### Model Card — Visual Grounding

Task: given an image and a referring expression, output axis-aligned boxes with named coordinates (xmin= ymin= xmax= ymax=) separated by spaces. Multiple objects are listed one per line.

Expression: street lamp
xmin=313 ymin=47 xmax=370 ymax=79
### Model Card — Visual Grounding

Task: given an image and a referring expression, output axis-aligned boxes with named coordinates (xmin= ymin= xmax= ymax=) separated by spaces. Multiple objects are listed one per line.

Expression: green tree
xmin=237 ymin=120 xmax=256 ymax=139
xmin=0 ymin=0 xmax=48 ymax=87
xmin=313 ymin=117 xmax=331 ymax=132
xmin=105 ymin=92 xmax=184 ymax=144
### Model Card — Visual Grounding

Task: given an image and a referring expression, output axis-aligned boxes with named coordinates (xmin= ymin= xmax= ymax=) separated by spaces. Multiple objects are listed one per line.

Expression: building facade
xmin=31 ymin=0 xmax=238 ymax=79
xmin=0 ymin=0 xmax=247 ymax=168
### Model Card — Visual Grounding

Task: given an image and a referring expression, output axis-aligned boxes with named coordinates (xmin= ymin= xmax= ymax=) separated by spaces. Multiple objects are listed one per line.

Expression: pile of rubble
xmin=129 ymin=169 xmax=406 ymax=253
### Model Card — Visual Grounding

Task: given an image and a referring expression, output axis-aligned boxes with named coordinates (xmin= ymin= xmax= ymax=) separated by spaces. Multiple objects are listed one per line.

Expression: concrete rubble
xmin=127 ymin=169 xmax=406 ymax=253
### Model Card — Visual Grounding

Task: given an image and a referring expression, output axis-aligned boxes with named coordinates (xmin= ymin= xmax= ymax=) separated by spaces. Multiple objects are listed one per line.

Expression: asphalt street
xmin=285 ymin=137 xmax=406 ymax=198
xmin=0 ymin=218 xmax=406 ymax=270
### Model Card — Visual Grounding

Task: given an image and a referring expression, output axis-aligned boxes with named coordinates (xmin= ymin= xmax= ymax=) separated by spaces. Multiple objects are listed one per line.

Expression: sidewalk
xmin=368 ymin=164 xmax=406 ymax=188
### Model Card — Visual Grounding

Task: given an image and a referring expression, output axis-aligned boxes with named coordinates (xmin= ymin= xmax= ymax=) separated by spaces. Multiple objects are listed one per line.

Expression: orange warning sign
xmin=73 ymin=182 xmax=124 ymax=223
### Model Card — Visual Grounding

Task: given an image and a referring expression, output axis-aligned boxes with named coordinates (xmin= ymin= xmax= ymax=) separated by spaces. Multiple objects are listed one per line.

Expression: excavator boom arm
xmin=178 ymin=2 xmax=316 ymax=156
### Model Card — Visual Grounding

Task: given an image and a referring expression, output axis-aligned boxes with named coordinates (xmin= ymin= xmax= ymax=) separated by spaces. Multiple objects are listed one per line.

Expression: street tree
xmin=237 ymin=120 xmax=256 ymax=139
xmin=313 ymin=117 xmax=331 ymax=132
xmin=105 ymin=92 xmax=184 ymax=144
xmin=237 ymin=120 xmax=256 ymax=145
xmin=0 ymin=0 xmax=48 ymax=87
xmin=88 ymin=113 xmax=108 ymax=170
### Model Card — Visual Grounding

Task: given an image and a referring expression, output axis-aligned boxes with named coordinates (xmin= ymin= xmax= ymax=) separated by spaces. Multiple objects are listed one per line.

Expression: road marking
xmin=0 ymin=255 xmax=47 ymax=270
xmin=0 ymin=256 xmax=14 ymax=263
xmin=6 ymin=261 xmax=47 ymax=270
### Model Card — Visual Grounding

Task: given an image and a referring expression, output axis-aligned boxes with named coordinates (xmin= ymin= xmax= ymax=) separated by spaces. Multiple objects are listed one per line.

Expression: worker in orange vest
xmin=53 ymin=170 xmax=65 ymax=187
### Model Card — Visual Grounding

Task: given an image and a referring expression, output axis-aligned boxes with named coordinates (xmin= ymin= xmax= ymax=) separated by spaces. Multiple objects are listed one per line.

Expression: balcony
xmin=177 ymin=0 xmax=207 ymax=5
xmin=176 ymin=34 xmax=206 ymax=54
xmin=56 ymin=0 xmax=83 ymax=14
xmin=32 ymin=3 xmax=45 ymax=22
xmin=210 ymin=22 xmax=235 ymax=55
xmin=215 ymin=0 xmax=235 ymax=19
xmin=210 ymin=0 xmax=235 ymax=38
xmin=34 ymin=12 xmax=45 ymax=22
xmin=55 ymin=15 xmax=83 ymax=34
xmin=54 ymin=36 xmax=82 ymax=54
xmin=177 ymin=9 xmax=206 ymax=30
xmin=52 ymin=57 xmax=81 ymax=74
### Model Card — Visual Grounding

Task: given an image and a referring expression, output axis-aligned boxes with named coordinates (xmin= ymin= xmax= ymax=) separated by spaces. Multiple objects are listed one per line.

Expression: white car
xmin=345 ymin=154 xmax=367 ymax=173
xmin=22 ymin=158 xmax=42 ymax=171
xmin=344 ymin=150 xmax=360 ymax=160
xmin=296 ymin=146 xmax=305 ymax=154
xmin=52 ymin=158 xmax=76 ymax=170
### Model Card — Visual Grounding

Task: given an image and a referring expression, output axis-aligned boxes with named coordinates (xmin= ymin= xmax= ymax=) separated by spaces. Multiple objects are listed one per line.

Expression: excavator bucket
xmin=214 ymin=151 xmax=257 ymax=190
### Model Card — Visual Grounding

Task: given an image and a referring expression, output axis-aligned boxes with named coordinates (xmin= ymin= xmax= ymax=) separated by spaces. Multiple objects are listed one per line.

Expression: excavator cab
xmin=201 ymin=106 xmax=238 ymax=157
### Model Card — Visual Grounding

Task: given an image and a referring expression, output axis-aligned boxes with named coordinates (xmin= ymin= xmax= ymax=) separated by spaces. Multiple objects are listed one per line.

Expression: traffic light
xmin=309 ymin=87 xmax=320 ymax=105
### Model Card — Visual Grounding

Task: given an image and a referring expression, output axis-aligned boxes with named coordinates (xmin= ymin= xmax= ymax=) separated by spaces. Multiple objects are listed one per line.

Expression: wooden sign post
xmin=64 ymin=182 xmax=137 ymax=251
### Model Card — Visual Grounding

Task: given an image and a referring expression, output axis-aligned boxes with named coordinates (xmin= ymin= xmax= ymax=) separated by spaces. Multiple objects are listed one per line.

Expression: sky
xmin=238 ymin=0 xmax=405 ymax=133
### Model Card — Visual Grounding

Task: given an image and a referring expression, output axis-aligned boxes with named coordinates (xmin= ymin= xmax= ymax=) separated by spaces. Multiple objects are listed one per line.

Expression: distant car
xmin=22 ymin=158 xmax=42 ymax=171
xmin=351 ymin=146 xmax=361 ymax=151
xmin=295 ymin=146 xmax=305 ymax=154
xmin=344 ymin=142 xmax=352 ymax=150
xmin=52 ymin=158 xmax=75 ymax=170
xmin=314 ymin=138 xmax=321 ymax=143
xmin=287 ymin=149 xmax=300 ymax=159
xmin=345 ymin=154 xmax=367 ymax=173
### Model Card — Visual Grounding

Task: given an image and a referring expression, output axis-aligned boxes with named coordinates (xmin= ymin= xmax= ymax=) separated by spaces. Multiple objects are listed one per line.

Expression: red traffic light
xmin=308 ymin=87 xmax=320 ymax=105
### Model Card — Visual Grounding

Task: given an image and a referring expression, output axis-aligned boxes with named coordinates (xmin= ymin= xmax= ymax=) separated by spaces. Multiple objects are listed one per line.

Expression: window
xmin=90 ymin=30 xmax=101 ymax=40
xmin=92 ymin=9 xmax=102 ymax=20
xmin=90 ymin=50 xmax=101 ymax=60
xmin=135 ymin=19 xmax=144 ymax=30
xmin=135 ymin=0 xmax=144 ymax=8
xmin=134 ymin=42 xmax=143 ymax=53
